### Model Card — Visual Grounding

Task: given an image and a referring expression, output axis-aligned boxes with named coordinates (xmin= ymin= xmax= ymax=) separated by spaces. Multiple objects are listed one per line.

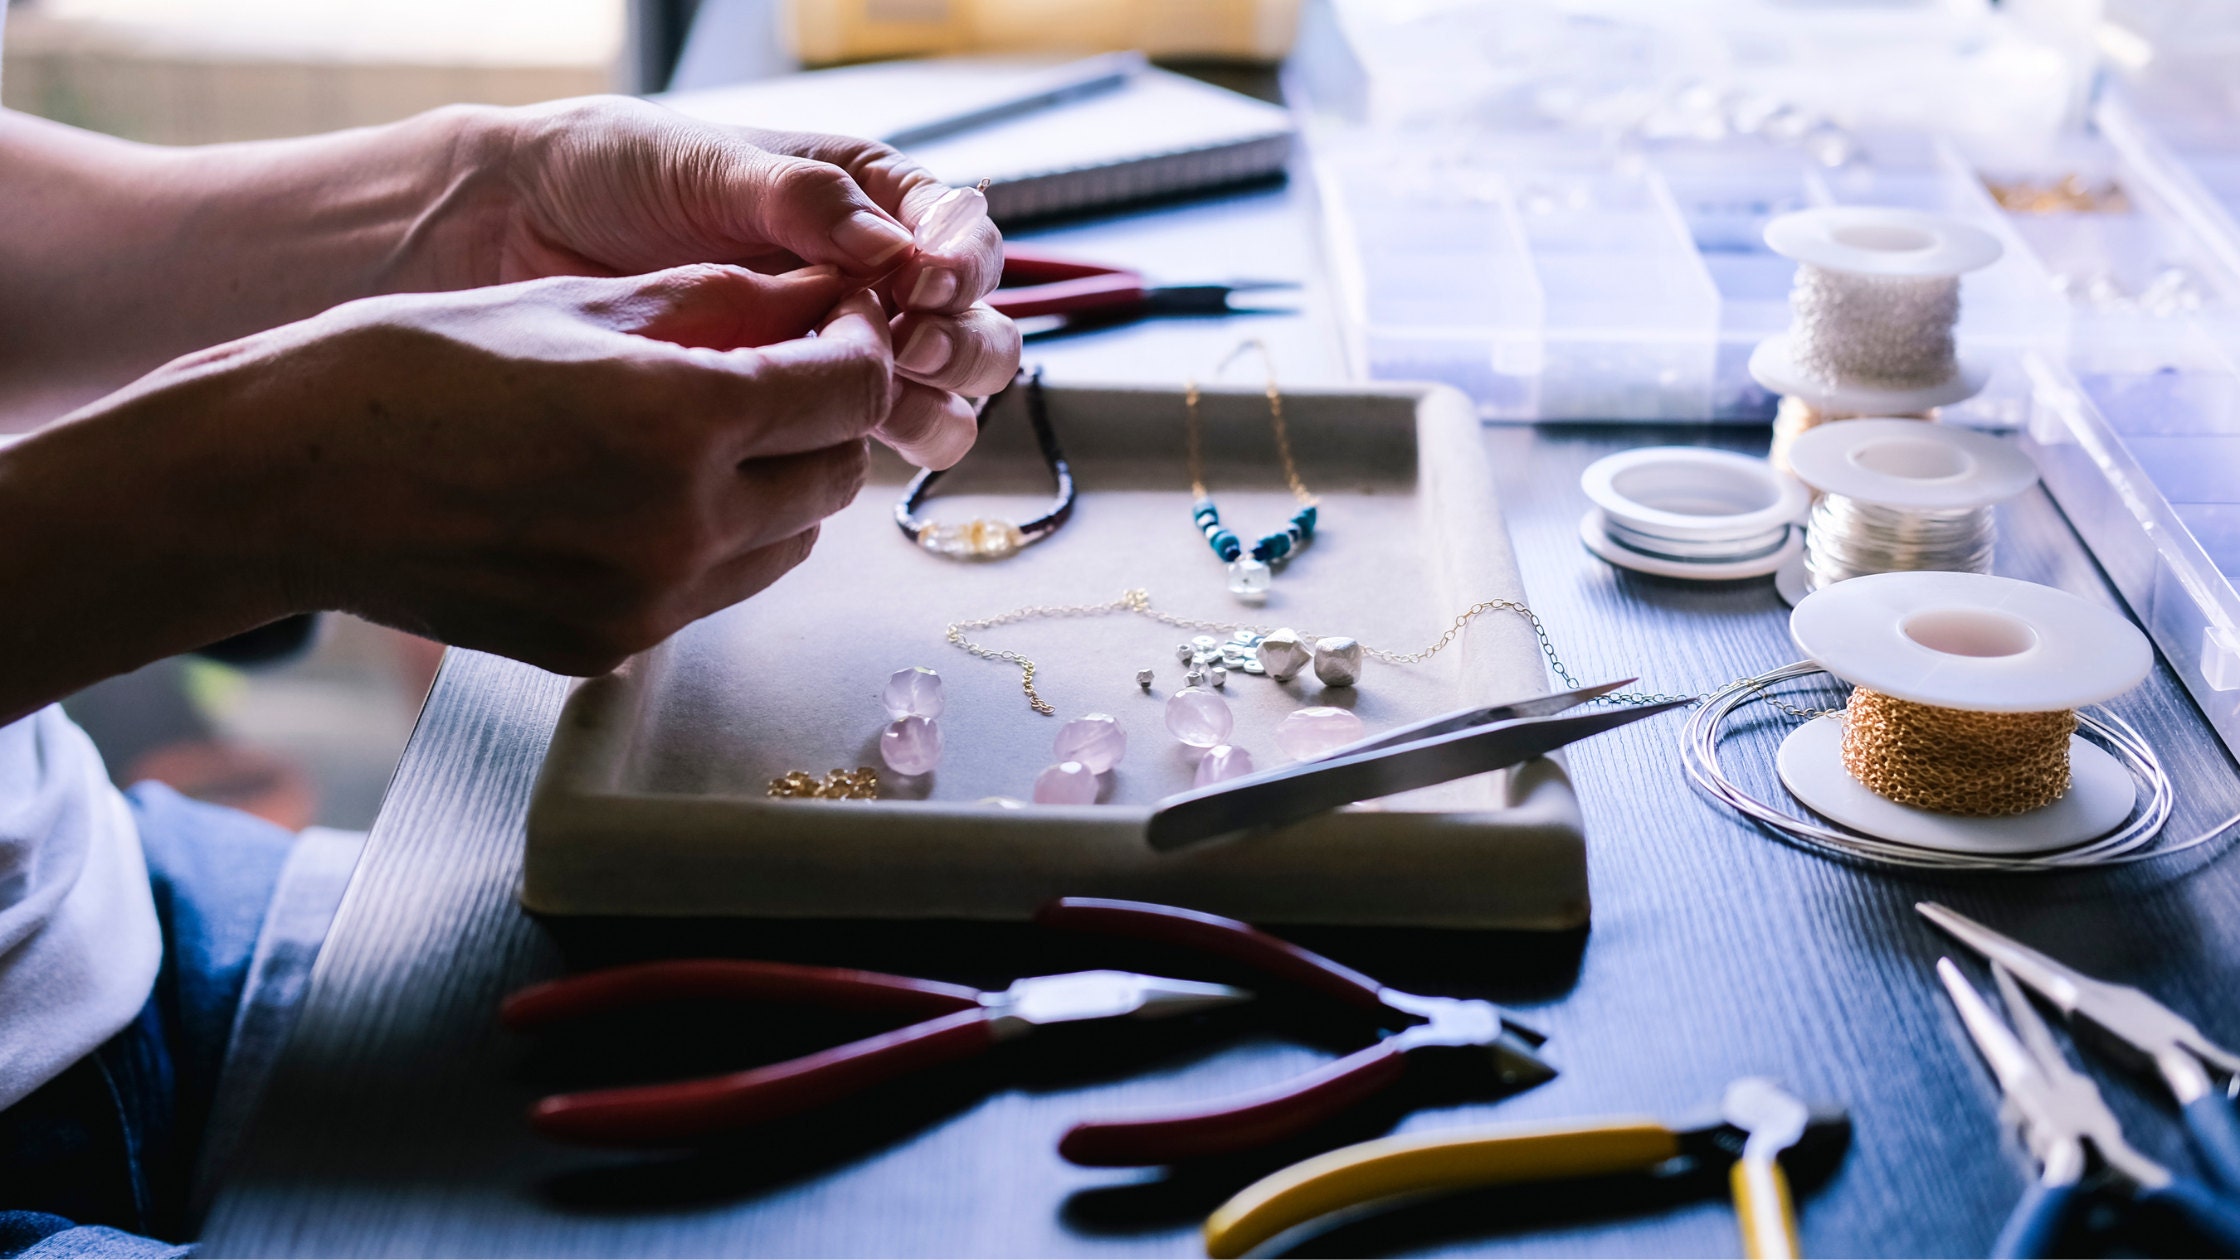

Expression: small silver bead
xmin=1210 ymin=667 xmax=1229 ymax=688
xmin=1185 ymin=667 xmax=1207 ymax=687
xmin=1175 ymin=643 xmax=1194 ymax=662
xmin=1135 ymin=667 xmax=1156 ymax=691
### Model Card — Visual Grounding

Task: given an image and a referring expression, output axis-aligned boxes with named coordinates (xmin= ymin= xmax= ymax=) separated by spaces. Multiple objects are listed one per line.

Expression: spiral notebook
xmin=660 ymin=57 xmax=1295 ymax=224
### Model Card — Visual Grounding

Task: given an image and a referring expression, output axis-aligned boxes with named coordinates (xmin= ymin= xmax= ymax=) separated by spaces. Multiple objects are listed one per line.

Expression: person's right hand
xmin=77 ymin=263 xmax=884 ymax=677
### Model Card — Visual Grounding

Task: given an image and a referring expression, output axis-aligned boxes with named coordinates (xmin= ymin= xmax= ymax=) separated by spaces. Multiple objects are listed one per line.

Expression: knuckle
xmin=764 ymin=155 xmax=852 ymax=206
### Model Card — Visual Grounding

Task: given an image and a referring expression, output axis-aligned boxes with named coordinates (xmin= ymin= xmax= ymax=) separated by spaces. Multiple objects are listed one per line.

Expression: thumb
xmin=730 ymin=151 xmax=916 ymax=276
xmin=621 ymin=263 xmax=857 ymax=351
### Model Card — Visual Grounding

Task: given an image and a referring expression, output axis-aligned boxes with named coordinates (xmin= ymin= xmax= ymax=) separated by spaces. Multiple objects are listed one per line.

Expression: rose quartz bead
xmin=1275 ymin=706 xmax=1367 ymax=761
xmin=1194 ymin=744 xmax=1255 ymax=787
xmin=1164 ymin=687 xmax=1235 ymax=748
xmin=882 ymin=666 xmax=945 ymax=720
xmin=1053 ymin=713 xmax=1127 ymax=773
xmin=1032 ymin=760 xmax=1099 ymax=805
xmin=879 ymin=716 xmax=942 ymax=775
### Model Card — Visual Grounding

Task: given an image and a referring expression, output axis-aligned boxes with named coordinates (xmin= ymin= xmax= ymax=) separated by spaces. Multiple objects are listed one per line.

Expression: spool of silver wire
xmin=1802 ymin=494 xmax=1994 ymax=591
xmin=1777 ymin=419 xmax=2038 ymax=605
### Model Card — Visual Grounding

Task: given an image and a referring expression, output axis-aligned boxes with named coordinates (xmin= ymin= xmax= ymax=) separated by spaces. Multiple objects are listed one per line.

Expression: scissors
xmin=1920 ymin=902 xmax=2240 ymax=1194
xmin=1936 ymin=957 xmax=2240 ymax=1257
xmin=503 ymin=958 xmax=1246 ymax=1147
xmin=1147 ymin=681 xmax=1681 ymax=851
xmin=1040 ymin=897 xmax=1553 ymax=1167
xmin=990 ymin=245 xmax=1300 ymax=331
xmin=1200 ymin=1078 xmax=1849 ymax=1259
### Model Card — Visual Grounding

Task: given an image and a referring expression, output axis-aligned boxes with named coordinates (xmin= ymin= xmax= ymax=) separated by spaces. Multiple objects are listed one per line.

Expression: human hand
xmin=95 ymin=264 xmax=892 ymax=676
xmin=443 ymin=98 xmax=1019 ymax=469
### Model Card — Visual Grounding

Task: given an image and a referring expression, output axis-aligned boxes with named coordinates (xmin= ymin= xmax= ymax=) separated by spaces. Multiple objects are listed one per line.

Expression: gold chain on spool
xmin=1839 ymin=688 xmax=2076 ymax=816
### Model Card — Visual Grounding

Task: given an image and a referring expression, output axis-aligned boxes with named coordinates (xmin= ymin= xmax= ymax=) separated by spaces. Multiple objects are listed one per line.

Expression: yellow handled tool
xmin=1202 ymin=1078 xmax=1844 ymax=1259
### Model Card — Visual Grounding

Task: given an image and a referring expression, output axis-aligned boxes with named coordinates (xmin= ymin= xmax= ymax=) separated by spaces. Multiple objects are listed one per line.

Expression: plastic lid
xmin=1789 ymin=572 xmax=2151 ymax=712
xmin=1763 ymin=207 xmax=2003 ymax=278
xmin=1787 ymin=419 xmax=2038 ymax=510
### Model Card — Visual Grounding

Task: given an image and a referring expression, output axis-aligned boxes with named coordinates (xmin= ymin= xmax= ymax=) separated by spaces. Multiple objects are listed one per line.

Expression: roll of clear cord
xmin=1786 ymin=264 xmax=1962 ymax=390
xmin=1801 ymin=494 xmax=1996 ymax=592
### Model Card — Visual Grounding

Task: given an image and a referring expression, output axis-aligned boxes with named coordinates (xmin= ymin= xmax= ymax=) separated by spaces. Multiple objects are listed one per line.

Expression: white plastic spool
xmin=1772 ymin=419 xmax=2041 ymax=605
xmin=1578 ymin=447 xmax=1809 ymax=582
xmin=1779 ymin=571 xmax=2153 ymax=854
xmin=1750 ymin=208 xmax=2003 ymax=416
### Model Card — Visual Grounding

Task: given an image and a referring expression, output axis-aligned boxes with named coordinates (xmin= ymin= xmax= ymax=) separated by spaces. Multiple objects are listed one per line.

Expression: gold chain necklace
xmin=1185 ymin=339 xmax=1320 ymax=602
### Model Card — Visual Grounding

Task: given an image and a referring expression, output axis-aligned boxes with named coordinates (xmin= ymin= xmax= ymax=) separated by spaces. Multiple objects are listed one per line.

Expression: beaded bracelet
xmin=895 ymin=367 xmax=1076 ymax=560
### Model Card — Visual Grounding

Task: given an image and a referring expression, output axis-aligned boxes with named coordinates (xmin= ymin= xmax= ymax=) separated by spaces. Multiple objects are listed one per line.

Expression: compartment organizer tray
xmin=524 ymin=382 xmax=1587 ymax=928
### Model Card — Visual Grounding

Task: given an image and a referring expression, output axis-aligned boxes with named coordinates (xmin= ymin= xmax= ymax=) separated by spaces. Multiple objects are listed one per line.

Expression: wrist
xmin=0 ymin=341 xmax=308 ymax=715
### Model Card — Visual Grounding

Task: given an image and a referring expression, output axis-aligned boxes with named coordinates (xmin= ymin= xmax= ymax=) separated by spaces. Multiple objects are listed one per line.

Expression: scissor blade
xmin=1310 ymin=680 xmax=1640 ymax=762
xmin=1938 ymin=957 xmax=2048 ymax=1105
xmin=1920 ymin=902 xmax=2240 ymax=1076
xmin=1147 ymin=700 xmax=1683 ymax=852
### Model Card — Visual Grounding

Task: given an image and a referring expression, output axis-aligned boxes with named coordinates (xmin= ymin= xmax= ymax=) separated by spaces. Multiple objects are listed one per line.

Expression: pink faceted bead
xmin=879 ymin=716 xmax=942 ymax=775
xmin=1053 ymin=713 xmax=1127 ymax=773
xmin=1194 ymin=744 xmax=1255 ymax=787
xmin=1164 ymin=687 xmax=1235 ymax=749
xmin=1033 ymin=760 xmax=1099 ymax=805
xmin=1275 ymin=706 xmax=1366 ymax=761
xmin=882 ymin=666 xmax=945 ymax=720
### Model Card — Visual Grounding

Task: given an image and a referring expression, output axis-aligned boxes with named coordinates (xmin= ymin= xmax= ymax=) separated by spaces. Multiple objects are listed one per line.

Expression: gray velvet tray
xmin=522 ymin=381 xmax=1587 ymax=927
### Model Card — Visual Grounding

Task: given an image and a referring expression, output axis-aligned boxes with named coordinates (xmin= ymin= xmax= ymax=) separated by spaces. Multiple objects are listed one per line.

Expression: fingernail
xmin=908 ymin=267 xmax=959 ymax=309
xmin=789 ymin=263 xmax=841 ymax=281
xmin=898 ymin=324 xmax=955 ymax=376
xmin=833 ymin=212 xmax=913 ymax=267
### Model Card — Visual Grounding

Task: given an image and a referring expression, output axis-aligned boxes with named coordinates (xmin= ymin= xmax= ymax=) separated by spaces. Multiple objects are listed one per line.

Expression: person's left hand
xmin=432 ymin=97 xmax=1019 ymax=469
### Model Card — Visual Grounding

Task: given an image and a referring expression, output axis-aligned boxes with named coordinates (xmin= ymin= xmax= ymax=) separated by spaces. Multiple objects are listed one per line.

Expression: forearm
xmin=0 ymin=339 xmax=300 ymax=722
xmin=0 ymin=106 xmax=501 ymax=428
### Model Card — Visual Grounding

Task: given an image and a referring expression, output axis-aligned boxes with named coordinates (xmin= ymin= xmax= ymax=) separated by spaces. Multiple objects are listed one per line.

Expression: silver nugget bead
xmin=1210 ymin=666 xmax=1229 ymax=688
xmin=1135 ymin=667 xmax=1156 ymax=691
xmin=1312 ymin=636 xmax=1365 ymax=688
xmin=1185 ymin=666 xmax=1207 ymax=687
xmin=1176 ymin=643 xmax=1194 ymax=662
xmin=1254 ymin=628 xmax=1312 ymax=682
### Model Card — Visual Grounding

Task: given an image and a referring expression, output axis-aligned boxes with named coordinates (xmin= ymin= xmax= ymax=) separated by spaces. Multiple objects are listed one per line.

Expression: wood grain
xmin=200 ymin=186 xmax=2240 ymax=1259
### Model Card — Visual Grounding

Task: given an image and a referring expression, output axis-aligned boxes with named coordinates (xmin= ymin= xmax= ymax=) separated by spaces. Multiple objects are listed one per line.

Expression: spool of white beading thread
xmin=1779 ymin=572 xmax=2152 ymax=855
xmin=1750 ymin=208 xmax=2003 ymax=417
xmin=1773 ymin=419 xmax=2040 ymax=605
xmin=1578 ymin=447 xmax=1809 ymax=581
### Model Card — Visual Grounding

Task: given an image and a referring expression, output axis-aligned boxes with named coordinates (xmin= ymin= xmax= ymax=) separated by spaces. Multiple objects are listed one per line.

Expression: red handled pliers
xmin=989 ymin=245 xmax=1300 ymax=329
xmin=1035 ymin=898 xmax=1557 ymax=1166
xmin=502 ymin=959 xmax=1247 ymax=1147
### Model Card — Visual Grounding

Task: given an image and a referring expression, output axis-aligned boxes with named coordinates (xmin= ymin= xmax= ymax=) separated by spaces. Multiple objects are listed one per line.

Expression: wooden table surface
xmin=199 ymin=108 xmax=2240 ymax=1260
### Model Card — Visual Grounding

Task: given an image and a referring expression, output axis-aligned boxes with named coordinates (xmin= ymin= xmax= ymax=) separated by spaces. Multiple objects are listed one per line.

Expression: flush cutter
xmin=1037 ymin=897 xmax=1555 ymax=1167
xmin=991 ymin=244 xmax=1301 ymax=330
xmin=1935 ymin=956 xmax=2240 ymax=1257
xmin=1147 ymin=681 xmax=1682 ymax=851
xmin=502 ymin=959 xmax=1246 ymax=1147
xmin=1921 ymin=901 xmax=2240 ymax=1194
xmin=1200 ymin=1077 xmax=1849 ymax=1259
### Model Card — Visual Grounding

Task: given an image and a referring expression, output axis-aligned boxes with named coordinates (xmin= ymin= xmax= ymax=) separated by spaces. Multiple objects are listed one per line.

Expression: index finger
xmin=674 ymin=289 xmax=896 ymax=460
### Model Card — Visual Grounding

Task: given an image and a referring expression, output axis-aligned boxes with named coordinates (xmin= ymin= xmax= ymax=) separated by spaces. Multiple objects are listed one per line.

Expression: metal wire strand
xmin=1802 ymin=494 xmax=1995 ymax=592
xmin=1678 ymin=662 xmax=2237 ymax=872
xmin=1789 ymin=265 xmax=1961 ymax=389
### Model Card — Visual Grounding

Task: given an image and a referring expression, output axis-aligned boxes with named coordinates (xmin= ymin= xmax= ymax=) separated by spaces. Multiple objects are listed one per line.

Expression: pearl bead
xmin=1194 ymin=744 xmax=1255 ymax=786
xmin=1032 ymin=760 xmax=1099 ymax=805
xmin=881 ymin=666 xmax=945 ymax=720
xmin=1255 ymin=628 xmax=1311 ymax=682
xmin=879 ymin=716 xmax=942 ymax=775
xmin=1226 ymin=558 xmax=1272 ymax=602
xmin=1164 ymin=687 xmax=1235 ymax=748
xmin=1312 ymin=636 xmax=1365 ymax=688
xmin=1054 ymin=713 xmax=1127 ymax=773
xmin=1276 ymin=706 xmax=1367 ymax=761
